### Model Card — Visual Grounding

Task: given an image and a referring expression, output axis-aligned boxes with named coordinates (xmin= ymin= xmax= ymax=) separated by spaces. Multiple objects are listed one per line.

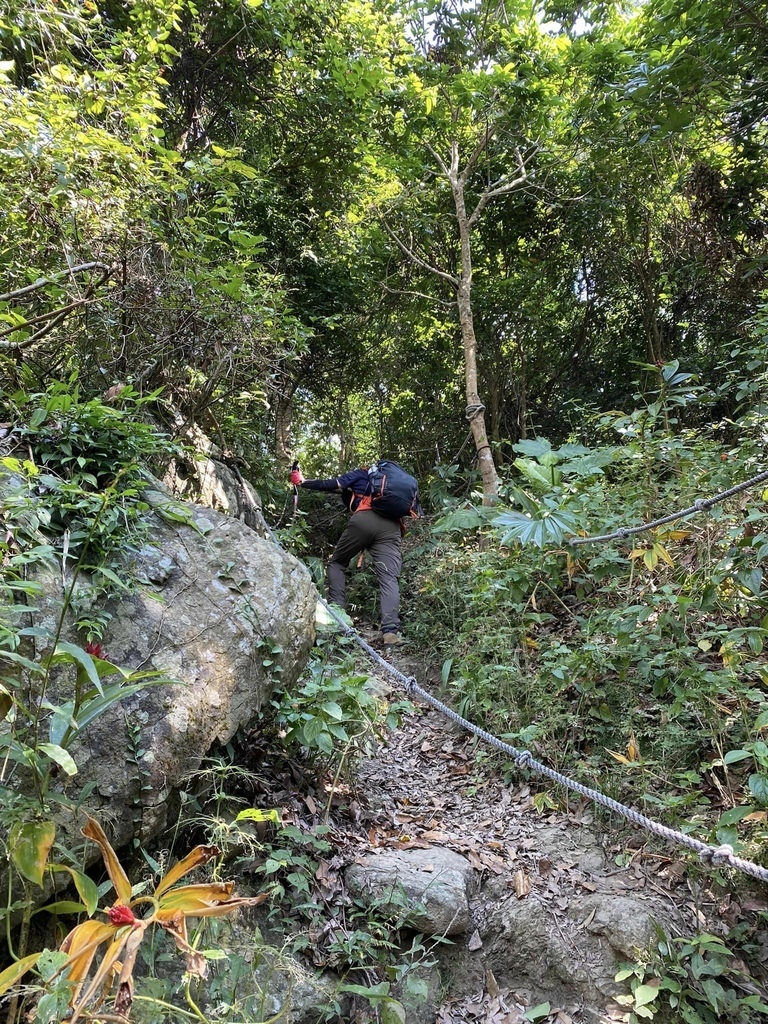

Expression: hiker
xmin=290 ymin=461 xmax=420 ymax=647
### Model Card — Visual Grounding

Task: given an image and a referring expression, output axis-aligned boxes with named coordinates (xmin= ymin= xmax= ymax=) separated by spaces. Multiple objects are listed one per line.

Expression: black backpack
xmin=367 ymin=461 xmax=421 ymax=521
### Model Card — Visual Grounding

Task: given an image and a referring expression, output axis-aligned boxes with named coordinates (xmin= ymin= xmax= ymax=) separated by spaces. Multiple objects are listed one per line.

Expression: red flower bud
xmin=108 ymin=904 xmax=137 ymax=926
xmin=84 ymin=641 xmax=105 ymax=659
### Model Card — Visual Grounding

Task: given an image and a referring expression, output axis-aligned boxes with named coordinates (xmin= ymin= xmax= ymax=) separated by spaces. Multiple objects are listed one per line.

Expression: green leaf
xmin=10 ymin=820 xmax=56 ymax=886
xmin=723 ymin=749 xmax=752 ymax=765
xmin=748 ymin=774 xmax=768 ymax=803
xmin=514 ymin=457 xmax=561 ymax=490
xmin=34 ymin=900 xmax=89 ymax=916
xmin=716 ymin=805 xmax=754 ymax=827
xmin=513 ymin=438 xmax=553 ymax=458
xmin=48 ymin=864 xmax=99 ymax=915
xmin=340 ymin=981 xmax=391 ymax=1004
xmin=381 ymin=1000 xmax=406 ymax=1024
xmin=321 ymin=701 xmax=344 ymax=721
xmin=0 ymin=649 xmax=45 ymax=674
xmin=633 ymin=984 xmax=660 ymax=1007
xmin=235 ymin=808 xmax=280 ymax=824
xmin=524 ymin=1002 xmax=551 ymax=1021
xmin=49 ymin=642 xmax=103 ymax=696
xmin=37 ymin=743 xmax=78 ymax=776
xmin=432 ymin=508 xmax=489 ymax=533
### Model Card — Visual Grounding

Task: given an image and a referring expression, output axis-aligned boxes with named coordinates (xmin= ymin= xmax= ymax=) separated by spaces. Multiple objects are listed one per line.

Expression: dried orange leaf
xmin=59 ymin=919 xmax=119 ymax=995
xmin=82 ymin=817 xmax=132 ymax=904
xmin=0 ymin=953 xmax=41 ymax=996
xmin=69 ymin=931 xmax=133 ymax=1023
xmin=157 ymin=881 xmax=234 ymax=909
xmin=154 ymin=845 xmax=220 ymax=898
xmin=606 ymin=749 xmax=630 ymax=765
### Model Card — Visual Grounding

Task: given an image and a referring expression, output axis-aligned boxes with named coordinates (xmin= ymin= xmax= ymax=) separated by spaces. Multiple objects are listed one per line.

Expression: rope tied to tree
xmin=465 ymin=402 xmax=486 ymax=421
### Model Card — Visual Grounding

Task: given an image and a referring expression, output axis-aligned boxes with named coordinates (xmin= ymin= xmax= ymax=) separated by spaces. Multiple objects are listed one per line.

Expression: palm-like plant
xmin=0 ymin=816 xmax=266 ymax=1021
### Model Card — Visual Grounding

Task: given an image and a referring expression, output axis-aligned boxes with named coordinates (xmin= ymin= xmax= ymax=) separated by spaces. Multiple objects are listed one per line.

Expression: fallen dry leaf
xmin=486 ymin=968 xmax=500 ymax=998
xmin=514 ymin=871 xmax=531 ymax=899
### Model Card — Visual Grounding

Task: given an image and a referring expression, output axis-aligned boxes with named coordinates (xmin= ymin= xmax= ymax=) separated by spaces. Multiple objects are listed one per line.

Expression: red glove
xmin=290 ymin=468 xmax=303 ymax=486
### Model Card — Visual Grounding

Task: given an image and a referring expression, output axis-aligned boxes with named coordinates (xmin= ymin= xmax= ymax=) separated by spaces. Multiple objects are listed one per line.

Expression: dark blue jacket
xmin=301 ymin=468 xmax=371 ymax=512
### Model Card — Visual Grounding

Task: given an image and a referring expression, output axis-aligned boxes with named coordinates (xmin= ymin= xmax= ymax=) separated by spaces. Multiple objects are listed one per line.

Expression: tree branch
xmin=379 ymin=281 xmax=455 ymax=307
xmin=377 ymin=213 xmax=459 ymax=287
xmin=467 ymin=147 xmax=531 ymax=228
xmin=0 ymin=265 xmax=113 ymax=351
xmin=459 ymin=121 xmax=496 ymax=187
xmin=0 ymin=262 xmax=112 ymax=303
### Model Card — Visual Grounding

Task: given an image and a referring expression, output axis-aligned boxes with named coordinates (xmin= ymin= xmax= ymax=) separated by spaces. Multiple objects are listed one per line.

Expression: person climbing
xmin=290 ymin=460 xmax=421 ymax=648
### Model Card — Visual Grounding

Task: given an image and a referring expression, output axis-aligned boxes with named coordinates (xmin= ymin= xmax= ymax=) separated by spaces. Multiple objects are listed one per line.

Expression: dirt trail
xmin=341 ymin=641 xmax=727 ymax=1022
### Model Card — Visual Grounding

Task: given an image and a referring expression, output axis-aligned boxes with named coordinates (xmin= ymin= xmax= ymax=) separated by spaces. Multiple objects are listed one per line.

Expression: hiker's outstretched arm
xmin=301 ymin=469 xmax=368 ymax=492
xmin=300 ymin=477 xmax=342 ymax=492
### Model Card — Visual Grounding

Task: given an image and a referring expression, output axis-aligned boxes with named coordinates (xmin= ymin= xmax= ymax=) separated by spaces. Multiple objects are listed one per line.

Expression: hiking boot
xmin=382 ymin=631 xmax=406 ymax=647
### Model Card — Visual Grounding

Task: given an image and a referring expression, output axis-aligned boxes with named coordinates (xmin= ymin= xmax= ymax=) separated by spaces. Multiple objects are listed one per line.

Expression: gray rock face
xmin=345 ymin=847 xmax=475 ymax=936
xmin=488 ymin=888 xmax=670 ymax=1004
xmin=26 ymin=483 xmax=316 ymax=852
xmin=162 ymin=424 xmax=264 ymax=533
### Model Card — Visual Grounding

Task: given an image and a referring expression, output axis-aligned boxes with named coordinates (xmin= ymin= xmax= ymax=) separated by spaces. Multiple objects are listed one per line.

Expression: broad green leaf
xmin=49 ymin=681 xmax=161 ymax=746
xmin=716 ymin=805 xmax=754 ymax=827
xmin=381 ymin=999 xmax=406 ymax=1024
xmin=432 ymin=508 xmax=489 ymax=533
xmin=748 ymin=774 xmax=768 ymax=803
xmin=514 ymin=457 xmax=561 ymax=489
xmin=633 ymin=984 xmax=660 ymax=1008
xmin=524 ymin=1002 xmax=551 ymax=1021
xmin=723 ymin=749 xmax=752 ymax=765
xmin=38 ymin=743 xmax=78 ymax=776
xmin=513 ymin=438 xmax=553 ymax=457
xmin=49 ymin=864 xmax=99 ymax=915
xmin=49 ymin=642 xmax=102 ymax=696
xmin=10 ymin=820 xmax=56 ymax=886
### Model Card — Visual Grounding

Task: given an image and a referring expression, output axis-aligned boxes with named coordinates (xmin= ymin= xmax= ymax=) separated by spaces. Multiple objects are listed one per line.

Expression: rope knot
xmin=694 ymin=498 xmax=708 ymax=512
xmin=404 ymin=676 xmax=417 ymax=695
xmin=616 ymin=528 xmax=628 ymax=539
xmin=701 ymin=843 xmax=734 ymax=867
xmin=465 ymin=403 xmax=486 ymax=421
xmin=515 ymin=750 xmax=533 ymax=769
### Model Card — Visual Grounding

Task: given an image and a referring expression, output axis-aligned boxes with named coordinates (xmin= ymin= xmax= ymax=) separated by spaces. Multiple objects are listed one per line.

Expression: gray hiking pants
xmin=327 ymin=511 xmax=402 ymax=633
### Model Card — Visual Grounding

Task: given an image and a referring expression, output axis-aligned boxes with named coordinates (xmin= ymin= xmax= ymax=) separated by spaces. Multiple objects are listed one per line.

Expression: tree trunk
xmin=274 ymin=379 xmax=297 ymax=465
xmin=452 ymin=179 xmax=499 ymax=503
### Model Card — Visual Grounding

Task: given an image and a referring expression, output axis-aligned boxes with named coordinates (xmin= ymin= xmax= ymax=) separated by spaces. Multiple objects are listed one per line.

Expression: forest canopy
xmin=0 ymin=0 xmax=765 ymax=482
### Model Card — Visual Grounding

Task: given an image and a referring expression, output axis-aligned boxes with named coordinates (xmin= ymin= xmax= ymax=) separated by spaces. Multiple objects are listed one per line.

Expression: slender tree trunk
xmin=516 ymin=336 xmax=527 ymax=441
xmin=275 ymin=381 xmax=296 ymax=465
xmin=452 ymin=179 xmax=499 ymax=503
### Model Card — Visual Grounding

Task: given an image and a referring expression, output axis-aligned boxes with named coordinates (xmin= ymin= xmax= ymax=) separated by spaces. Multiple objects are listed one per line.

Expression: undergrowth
xmin=408 ymin=397 xmax=768 ymax=867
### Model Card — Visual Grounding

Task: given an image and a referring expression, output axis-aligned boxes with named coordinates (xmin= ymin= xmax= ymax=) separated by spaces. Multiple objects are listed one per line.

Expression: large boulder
xmin=24 ymin=482 xmax=316 ymax=852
